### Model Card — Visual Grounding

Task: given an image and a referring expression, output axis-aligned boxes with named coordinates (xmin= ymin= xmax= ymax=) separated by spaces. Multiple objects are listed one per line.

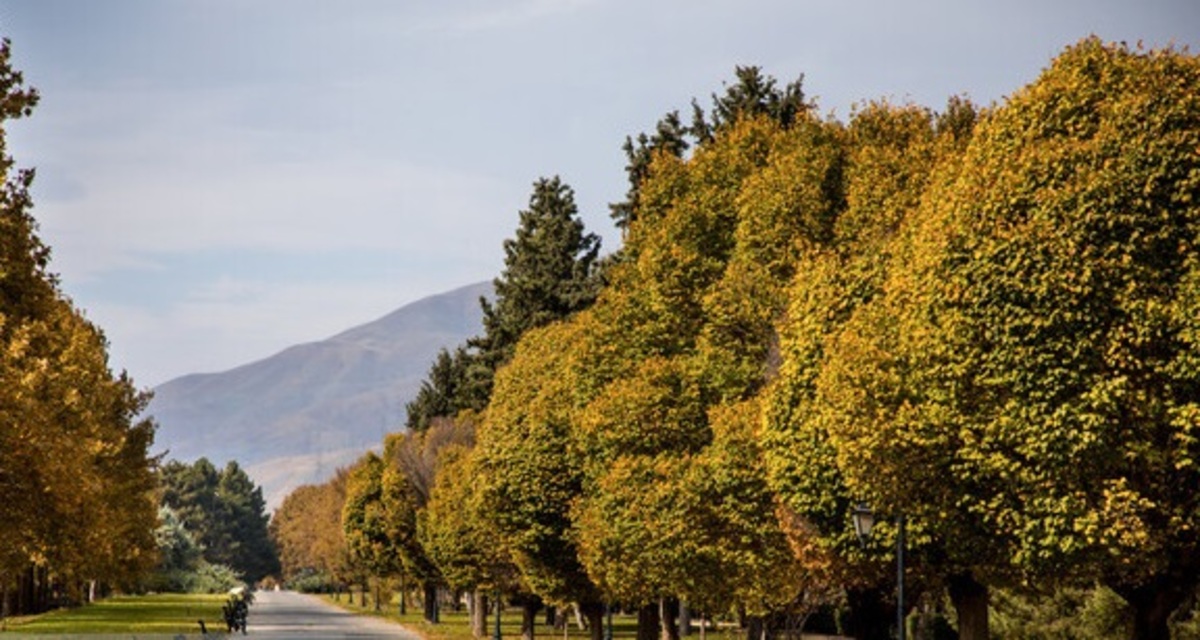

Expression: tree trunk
xmin=424 ymin=581 xmax=440 ymax=623
xmin=678 ymin=601 xmax=690 ymax=637
xmin=523 ymin=600 xmax=540 ymax=640
xmin=638 ymin=603 xmax=661 ymax=640
xmin=948 ymin=572 xmax=988 ymax=640
xmin=1115 ymin=575 xmax=1193 ymax=640
xmin=582 ymin=602 xmax=604 ymax=640
xmin=375 ymin=582 xmax=382 ymax=612
xmin=845 ymin=587 xmax=891 ymax=640
xmin=745 ymin=616 xmax=765 ymax=640
xmin=471 ymin=590 xmax=487 ymax=639
xmin=660 ymin=599 xmax=681 ymax=640
xmin=546 ymin=605 xmax=557 ymax=627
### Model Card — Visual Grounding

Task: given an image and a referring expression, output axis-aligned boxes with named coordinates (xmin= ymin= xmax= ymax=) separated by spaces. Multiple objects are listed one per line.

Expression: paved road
xmin=235 ymin=590 xmax=422 ymax=639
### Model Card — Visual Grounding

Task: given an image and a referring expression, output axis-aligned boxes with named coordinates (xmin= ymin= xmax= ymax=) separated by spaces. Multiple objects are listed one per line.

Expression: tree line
xmin=277 ymin=38 xmax=1200 ymax=640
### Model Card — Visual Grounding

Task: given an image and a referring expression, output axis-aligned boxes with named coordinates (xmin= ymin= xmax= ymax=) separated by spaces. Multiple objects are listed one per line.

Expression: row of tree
xmin=0 ymin=39 xmax=161 ymax=616
xmin=272 ymin=39 xmax=1200 ymax=640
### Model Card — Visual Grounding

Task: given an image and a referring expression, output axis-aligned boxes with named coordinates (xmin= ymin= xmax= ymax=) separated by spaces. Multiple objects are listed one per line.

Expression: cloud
xmin=24 ymin=82 xmax=519 ymax=283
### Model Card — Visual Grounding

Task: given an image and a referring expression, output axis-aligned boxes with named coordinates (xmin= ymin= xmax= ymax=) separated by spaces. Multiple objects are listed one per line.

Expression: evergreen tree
xmin=609 ymin=111 xmax=689 ymax=232
xmin=218 ymin=461 xmax=280 ymax=583
xmin=404 ymin=346 xmax=471 ymax=432
xmin=470 ymin=176 xmax=601 ymax=392
xmin=160 ymin=458 xmax=280 ymax=583
xmin=405 ymin=176 xmax=600 ymax=428
xmin=691 ymin=65 xmax=809 ymax=143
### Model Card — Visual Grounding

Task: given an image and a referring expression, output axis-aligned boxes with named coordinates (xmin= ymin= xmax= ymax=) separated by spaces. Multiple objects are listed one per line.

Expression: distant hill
xmin=145 ymin=281 xmax=490 ymax=509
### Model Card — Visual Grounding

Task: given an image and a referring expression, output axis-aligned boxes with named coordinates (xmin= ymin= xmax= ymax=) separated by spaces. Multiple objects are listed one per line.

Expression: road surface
xmin=235 ymin=589 xmax=422 ymax=639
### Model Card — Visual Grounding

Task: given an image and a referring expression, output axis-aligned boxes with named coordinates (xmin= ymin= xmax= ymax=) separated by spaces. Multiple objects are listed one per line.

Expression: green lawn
xmin=1 ymin=593 xmax=225 ymax=635
xmin=321 ymin=593 xmax=643 ymax=640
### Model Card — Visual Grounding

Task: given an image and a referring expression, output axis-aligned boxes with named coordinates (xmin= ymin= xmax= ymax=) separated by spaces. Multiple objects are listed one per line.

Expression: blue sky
xmin=1 ymin=0 xmax=1196 ymax=387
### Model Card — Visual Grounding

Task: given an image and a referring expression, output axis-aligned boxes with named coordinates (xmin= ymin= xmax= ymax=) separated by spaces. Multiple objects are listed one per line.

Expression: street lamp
xmin=851 ymin=504 xmax=876 ymax=544
xmin=851 ymin=504 xmax=905 ymax=640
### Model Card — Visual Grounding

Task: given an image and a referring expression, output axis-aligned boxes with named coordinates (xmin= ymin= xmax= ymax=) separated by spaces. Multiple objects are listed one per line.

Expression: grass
xmin=0 ymin=593 xmax=226 ymax=635
xmin=321 ymin=592 xmax=644 ymax=640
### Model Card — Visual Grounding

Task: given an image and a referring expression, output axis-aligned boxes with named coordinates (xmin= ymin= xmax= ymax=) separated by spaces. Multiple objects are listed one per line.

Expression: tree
xmin=0 ymin=38 xmax=159 ymax=612
xmin=690 ymin=65 xmax=809 ymax=143
xmin=790 ymin=39 xmax=1200 ymax=640
xmin=406 ymin=176 xmax=602 ymax=429
xmin=610 ymin=110 xmax=690 ymax=232
xmin=761 ymin=99 xmax=977 ymax=638
xmin=271 ymin=468 xmax=356 ymax=592
xmin=477 ymin=318 xmax=605 ymax=635
xmin=217 ymin=461 xmax=280 ymax=583
xmin=342 ymin=452 xmax=404 ymax=609
xmin=405 ymin=347 xmax=473 ymax=432
xmin=469 ymin=176 xmax=602 ymax=403
xmin=160 ymin=458 xmax=279 ymax=584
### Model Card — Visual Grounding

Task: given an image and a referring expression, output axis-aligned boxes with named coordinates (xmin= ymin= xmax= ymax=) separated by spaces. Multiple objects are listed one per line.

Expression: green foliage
xmin=154 ymin=505 xmax=202 ymax=575
xmin=341 ymin=453 xmax=403 ymax=580
xmin=477 ymin=319 xmax=598 ymax=606
xmin=160 ymin=458 xmax=280 ymax=584
xmin=406 ymin=176 xmax=603 ymax=432
xmin=405 ymin=347 xmax=473 ymax=432
xmin=990 ymin=585 xmax=1130 ymax=639
xmin=470 ymin=176 xmax=602 ymax=400
xmin=419 ymin=444 xmax=514 ymax=593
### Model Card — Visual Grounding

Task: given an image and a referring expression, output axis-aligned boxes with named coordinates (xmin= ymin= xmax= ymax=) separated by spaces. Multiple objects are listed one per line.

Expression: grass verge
xmin=0 ymin=593 xmax=225 ymax=635
xmin=320 ymin=593 xmax=642 ymax=640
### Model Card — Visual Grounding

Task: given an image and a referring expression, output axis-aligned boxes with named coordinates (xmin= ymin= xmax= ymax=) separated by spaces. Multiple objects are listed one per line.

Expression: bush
xmin=145 ymin=561 xmax=243 ymax=594
xmin=286 ymin=568 xmax=337 ymax=594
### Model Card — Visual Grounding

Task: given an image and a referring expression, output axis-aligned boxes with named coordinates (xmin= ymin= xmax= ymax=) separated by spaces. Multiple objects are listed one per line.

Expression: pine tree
xmin=404 ymin=346 xmax=471 ymax=432
xmin=471 ymin=176 xmax=601 ymax=383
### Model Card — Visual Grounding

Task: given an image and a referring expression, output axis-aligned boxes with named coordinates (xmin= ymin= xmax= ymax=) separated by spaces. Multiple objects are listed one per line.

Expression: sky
xmin=0 ymin=0 xmax=1196 ymax=387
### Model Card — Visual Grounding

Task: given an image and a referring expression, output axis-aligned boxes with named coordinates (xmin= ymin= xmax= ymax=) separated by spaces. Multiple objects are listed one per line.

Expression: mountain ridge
xmin=145 ymin=280 xmax=491 ymax=508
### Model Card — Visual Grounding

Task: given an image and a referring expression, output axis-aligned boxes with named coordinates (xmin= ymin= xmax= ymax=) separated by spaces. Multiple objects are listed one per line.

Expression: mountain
xmin=145 ymin=281 xmax=491 ymax=509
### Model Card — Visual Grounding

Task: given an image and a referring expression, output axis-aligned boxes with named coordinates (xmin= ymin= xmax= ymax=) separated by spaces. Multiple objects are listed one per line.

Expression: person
xmin=223 ymin=586 xmax=252 ymax=634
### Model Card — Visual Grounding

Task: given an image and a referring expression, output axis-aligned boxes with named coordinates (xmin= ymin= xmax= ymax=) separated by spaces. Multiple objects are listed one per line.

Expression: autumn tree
xmin=0 ymin=37 xmax=160 ymax=614
xmin=757 ymin=97 xmax=978 ymax=637
xmin=568 ymin=106 xmax=844 ymax=638
xmin=342 ymin=453 xmax=403 ymax=610
xmin=476 ymin=318 xmax=605 ymax=637
xmin=271 ymin=468 xmax=355 ymax=592
xmin=840 ymin=40 xmax=1200 ymax=640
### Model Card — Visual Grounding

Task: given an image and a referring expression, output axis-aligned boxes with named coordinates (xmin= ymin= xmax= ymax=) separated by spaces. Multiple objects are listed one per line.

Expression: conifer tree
xmin=471 ymin=176 xmax=601 ymax=387
xmin=404 ymin=347 xmax=471 ymax=432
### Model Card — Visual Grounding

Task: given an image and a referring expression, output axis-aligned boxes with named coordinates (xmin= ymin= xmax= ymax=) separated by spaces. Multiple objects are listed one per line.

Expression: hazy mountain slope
xmin=146 ymin=281 xmax=490 ymax=508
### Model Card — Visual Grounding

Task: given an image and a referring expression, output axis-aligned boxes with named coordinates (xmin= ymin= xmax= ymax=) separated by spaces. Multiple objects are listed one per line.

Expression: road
xmin=234 ymin=589 xmax=422 ymax=639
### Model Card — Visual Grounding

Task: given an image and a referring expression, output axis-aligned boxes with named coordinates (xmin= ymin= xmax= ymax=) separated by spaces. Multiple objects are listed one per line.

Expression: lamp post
xmin=851 ymin=504 xmax=905 ymax=640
